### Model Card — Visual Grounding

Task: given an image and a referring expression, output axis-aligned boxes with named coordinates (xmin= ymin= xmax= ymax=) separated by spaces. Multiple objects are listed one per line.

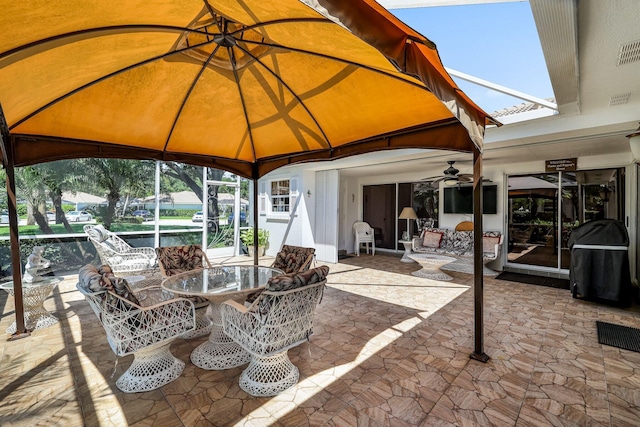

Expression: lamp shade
xmin=399 ymin=207 xmax=418 ymax=220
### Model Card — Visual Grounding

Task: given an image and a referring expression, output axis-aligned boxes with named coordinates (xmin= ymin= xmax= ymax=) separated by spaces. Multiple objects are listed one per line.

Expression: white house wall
xmin=258 ymin=170 xmax=317 ymax=257
xmin=261 ymin=150 xmax=637 ymax=280
xmin=314 ymin=170 xmax=339 ymax=263
xmin=341 ymin=176 xmax=360 ymax=255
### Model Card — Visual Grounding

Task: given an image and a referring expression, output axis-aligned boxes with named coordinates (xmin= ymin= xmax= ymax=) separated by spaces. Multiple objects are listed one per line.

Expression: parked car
xmin=65 ymin=210 xmax=92 ymax=222
xmin=46 ymin=211 xmax=56 ymax=221
xmin=0 ymin=210 xmax=14 ymax=224
xmin=192 ymin=211 xmax=204 ymax=222
xmin=132 ymin=209 xmax=152 ymax=221
xmin=228 ymin=211 xmax=247 ymax=224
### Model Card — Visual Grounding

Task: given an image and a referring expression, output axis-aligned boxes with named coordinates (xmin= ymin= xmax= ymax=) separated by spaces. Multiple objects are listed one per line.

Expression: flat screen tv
xmin=443 ymin=185 xmax=498 ymax=214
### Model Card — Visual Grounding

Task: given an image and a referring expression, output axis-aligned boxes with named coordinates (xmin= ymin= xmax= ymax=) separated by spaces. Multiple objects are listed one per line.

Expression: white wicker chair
xmin=270 ymin=245 xmax=315 ymax=274
xmin=155 ymin=245 xmax=214 ymax=339
xmin=221 ymin=266 xmax=328 ymax=396
xmin=84 ymin=224 xmax=156 ymax=274
xmin=76 ymin=265 xmax=195 ymax=393
xmin=353 ymin=221 xmax=375 ymax=256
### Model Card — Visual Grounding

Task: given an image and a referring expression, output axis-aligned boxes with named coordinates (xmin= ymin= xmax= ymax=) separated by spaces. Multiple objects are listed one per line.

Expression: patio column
xmin=0 ymin=106 xmax=29 ymax=338
xmin=471 ymin=147 xmax=489 ymax=362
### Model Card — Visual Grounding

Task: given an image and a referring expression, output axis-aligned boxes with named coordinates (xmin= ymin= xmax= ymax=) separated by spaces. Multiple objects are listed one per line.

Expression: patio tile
xmin=1 ymin=254 xmax=639 ymax=426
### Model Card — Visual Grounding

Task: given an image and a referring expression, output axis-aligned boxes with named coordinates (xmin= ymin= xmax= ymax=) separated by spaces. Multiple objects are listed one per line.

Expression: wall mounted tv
xmin=443 ymin=185 xmax=498 ymax=214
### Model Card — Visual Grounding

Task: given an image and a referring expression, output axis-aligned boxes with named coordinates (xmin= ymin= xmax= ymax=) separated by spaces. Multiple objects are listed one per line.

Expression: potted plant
xmin=240 ymin=228 xmax=269 ymax=257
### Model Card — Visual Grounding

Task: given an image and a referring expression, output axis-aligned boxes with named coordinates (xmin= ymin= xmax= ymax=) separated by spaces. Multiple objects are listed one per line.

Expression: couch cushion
xmin=422 ymin=231 xmax=443 ymax=248
xmin=483 ymin=231 xmax=501 ymax=238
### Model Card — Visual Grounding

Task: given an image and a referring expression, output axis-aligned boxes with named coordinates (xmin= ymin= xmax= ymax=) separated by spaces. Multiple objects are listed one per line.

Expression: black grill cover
xmin=568 ymin=219 xmax=631 ymax=304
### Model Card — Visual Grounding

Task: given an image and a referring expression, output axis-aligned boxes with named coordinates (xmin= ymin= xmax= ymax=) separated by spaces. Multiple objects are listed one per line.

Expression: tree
xmin=15 ymin=166 xmax=49 ymax=230
xmin=144 ymin=162 xmax=248 ymax=234
xmin=38 ymin=160 xmax=84 ymax=233
xmin=162 ymin=162 xmax=204 ymax=200
xmin=79 ymin=159 xmax=155 ymax=229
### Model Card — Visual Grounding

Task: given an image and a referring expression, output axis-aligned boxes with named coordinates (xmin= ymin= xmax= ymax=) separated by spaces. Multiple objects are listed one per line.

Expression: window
xmin=270 ymin=180 xmax=290 ymax=213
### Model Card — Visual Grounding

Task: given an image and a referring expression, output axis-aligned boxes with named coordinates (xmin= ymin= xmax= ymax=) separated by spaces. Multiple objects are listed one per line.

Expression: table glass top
xmin=0 ymin=276 xmax=62 ymax=289
xmin=161 ymin=265 xmax=282 ymax=296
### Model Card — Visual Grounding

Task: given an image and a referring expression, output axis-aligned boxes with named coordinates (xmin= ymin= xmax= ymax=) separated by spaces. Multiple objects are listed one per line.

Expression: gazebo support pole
xmin=0 ymin=109 xmax=29 ymax=339
xmin=470 ymin=147 xmax=489 ymax=362
xmin=252 ymin=178 xmax=259 ymax=266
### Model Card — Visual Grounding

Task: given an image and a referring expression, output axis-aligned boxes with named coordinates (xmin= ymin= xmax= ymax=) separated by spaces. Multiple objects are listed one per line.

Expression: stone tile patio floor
xmin=1 ymin=254 xmax=640 ymax=426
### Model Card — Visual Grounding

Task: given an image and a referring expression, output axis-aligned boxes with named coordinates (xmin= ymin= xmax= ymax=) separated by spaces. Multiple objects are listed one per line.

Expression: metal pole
xmin=252 ymin=179 xmax=259 ymax=265
xmin=202 ymin=167 xmax=208 ymax=252
xmin=1 ymin=131 xmax=30 ymax=339
xmin=235 ymin=175 xmax=241 ymax=256
xmin=154 ymin=161 xmax=160 ymax=248
xmin=470 ymin=147 xmax=489 ymax=362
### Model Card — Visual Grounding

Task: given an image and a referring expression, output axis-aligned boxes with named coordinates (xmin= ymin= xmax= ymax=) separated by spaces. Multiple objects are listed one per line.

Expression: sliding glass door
xmin=507 ymin=168 xmax=624 ymax=271
xmin=362 ymin=182 xmax=439 ymax=250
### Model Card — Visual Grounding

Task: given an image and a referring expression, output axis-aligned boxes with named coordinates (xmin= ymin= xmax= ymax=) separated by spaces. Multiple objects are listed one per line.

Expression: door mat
xmin=338 ymin=254 xmax=354 ymax=260
xmin=495 ymin=271 xmax=570 ymax=290
xmin=596 ymin=321 xmax=640 ymax=353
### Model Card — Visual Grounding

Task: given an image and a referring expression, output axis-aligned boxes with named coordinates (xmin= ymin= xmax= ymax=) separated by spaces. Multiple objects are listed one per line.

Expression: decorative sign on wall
xmin=545 ymin=158 xmax=577 ymax=172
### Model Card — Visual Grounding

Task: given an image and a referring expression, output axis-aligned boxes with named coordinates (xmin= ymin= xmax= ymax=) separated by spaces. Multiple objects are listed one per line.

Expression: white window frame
xmin=262 ymin=177 xmax=298 ymax=220
xmin=270 ymin=179 xmax=291 ymax=213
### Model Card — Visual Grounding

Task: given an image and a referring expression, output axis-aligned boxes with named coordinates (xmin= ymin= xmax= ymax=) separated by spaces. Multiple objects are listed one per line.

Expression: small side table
xmin=0 ymin=276 xmax=63 ymax=334
xmin=407 ymin=254 xmax=456 ymax=281
xmin=398 ymin=240 xmax=415 ymax=263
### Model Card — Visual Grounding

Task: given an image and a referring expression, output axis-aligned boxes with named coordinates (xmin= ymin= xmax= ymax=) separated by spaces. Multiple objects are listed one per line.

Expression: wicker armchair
xmin=155 ymin=245 xmax=214 ymax=339
xmin=84 ymin=224 xmax=156 ymax=274
xmin=76 ymin=264 xmax=195 ymax=393
xmin=221 ymin=266 xmax=329 ymax=396
xmin=271 ymin=245 xmax=315 ymax=274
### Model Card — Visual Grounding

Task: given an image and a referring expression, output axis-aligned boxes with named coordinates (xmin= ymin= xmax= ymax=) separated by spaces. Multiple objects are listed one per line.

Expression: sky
xmin=390 ymin=2 xmax=554 ymax=114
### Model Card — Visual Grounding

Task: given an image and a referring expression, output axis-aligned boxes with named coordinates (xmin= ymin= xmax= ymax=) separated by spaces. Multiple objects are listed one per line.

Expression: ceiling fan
xmin=421 ymin=161 xmax=474 ymax=187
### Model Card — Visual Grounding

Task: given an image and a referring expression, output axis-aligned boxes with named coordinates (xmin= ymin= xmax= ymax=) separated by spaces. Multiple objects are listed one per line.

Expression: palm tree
xmin=15 ymin=166 xmax=49 ymax=230
xmin=80 ymin=159 xmax=155 ymax=229
xmin=38 ymin=160 xmax=84 ymax=233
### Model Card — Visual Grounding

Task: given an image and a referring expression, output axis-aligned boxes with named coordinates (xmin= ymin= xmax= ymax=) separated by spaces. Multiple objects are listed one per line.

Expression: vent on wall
xmin=609 ymin=93 xmax=630 ymax=106
xmin=617 ymin=39 xmax=640 ymax=66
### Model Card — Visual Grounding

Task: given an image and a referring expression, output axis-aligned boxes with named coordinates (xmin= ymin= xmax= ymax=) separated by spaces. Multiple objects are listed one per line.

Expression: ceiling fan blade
xmin=421 ymin=175 xmax=445 ymax=182
xmin=456 ymin=174 xmax=493 ymax=183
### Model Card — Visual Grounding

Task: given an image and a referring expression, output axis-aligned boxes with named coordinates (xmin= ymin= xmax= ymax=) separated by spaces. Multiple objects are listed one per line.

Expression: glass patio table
xmin=161 ymin=265 xmax=282 ymax=370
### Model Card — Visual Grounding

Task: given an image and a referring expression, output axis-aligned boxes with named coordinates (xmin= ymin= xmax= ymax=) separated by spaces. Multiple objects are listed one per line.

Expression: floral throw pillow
xmin=422 ymin=231 xmax=443 ymax=248
xmin=266 ymin=265 xmax=329 ymax=292
xmin=78 ymin=264 xmax=140 ymax=306
xmin=156 ymin=245 xmax=205 ymax=276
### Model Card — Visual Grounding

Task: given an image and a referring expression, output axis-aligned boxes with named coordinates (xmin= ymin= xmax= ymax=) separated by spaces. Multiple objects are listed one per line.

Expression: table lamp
xmin=399 ymin=207 xmax=418 ymax=240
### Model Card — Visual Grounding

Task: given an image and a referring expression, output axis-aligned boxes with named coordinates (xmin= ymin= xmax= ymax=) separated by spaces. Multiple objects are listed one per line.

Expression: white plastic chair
xmin=76 ymin=265 xmax=195 ymax=393
xmin=353 ymin=221 xmax=375 ymax=256
xmin=84 ymin=224 xmax=156 ymax=274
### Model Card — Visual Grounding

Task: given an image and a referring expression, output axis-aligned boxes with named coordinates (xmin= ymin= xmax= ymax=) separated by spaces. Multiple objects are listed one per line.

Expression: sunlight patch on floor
xmin=234 ymin=277 xmax=468 ymax=424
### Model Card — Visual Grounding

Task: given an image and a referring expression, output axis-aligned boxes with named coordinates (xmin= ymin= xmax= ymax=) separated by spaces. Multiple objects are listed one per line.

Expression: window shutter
xmin=259 ymin=181 xmax=266 ymax=215
xmin=289 ymin=178 xmax=297 ymax=212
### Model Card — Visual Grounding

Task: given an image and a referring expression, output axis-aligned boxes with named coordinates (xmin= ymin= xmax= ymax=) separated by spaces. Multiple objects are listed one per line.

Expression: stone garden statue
xmin=23 ymin=246 xmax=50 ymax=283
